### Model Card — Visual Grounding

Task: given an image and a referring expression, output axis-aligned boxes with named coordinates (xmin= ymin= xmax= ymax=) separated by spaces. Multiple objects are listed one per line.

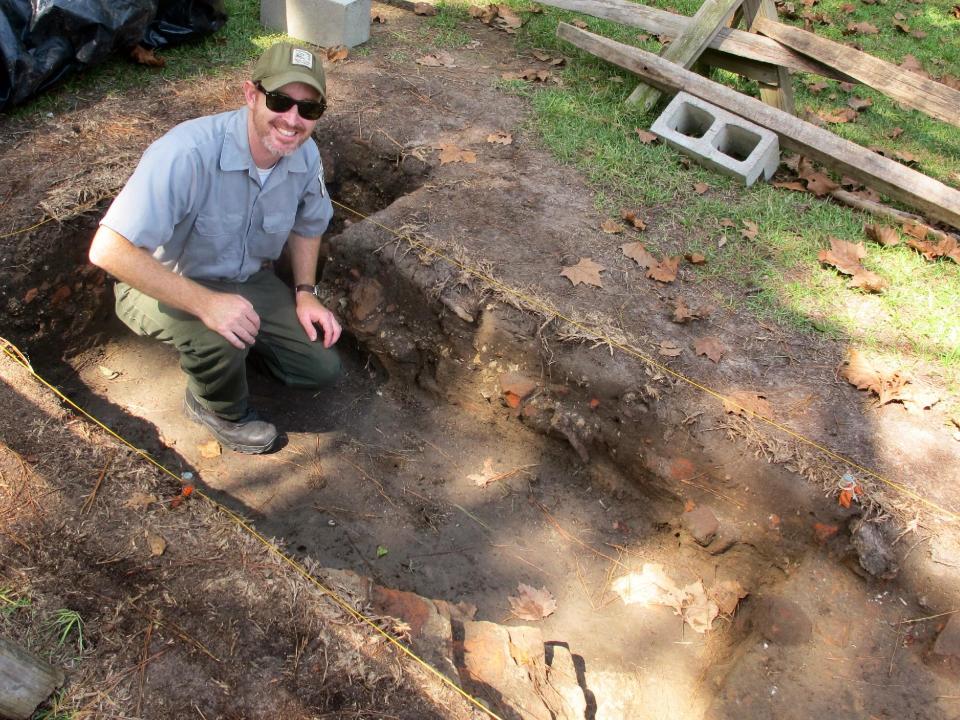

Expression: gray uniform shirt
xmin=101 ymin=107 xmax=332 ymax=282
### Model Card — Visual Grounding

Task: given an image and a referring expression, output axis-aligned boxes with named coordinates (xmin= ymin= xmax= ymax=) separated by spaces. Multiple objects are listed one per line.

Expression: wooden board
xmin=626 ymin=0 xmax=744 ymax=110
xmin=755 ymin=17 xmax=960 ymax=128
xmin=0 ymin=637 xmax=65 ymax=720
xmin=557 ymin=22 xmax=960 ymax=229
xmin=741 ymin=0 xmax=795 ymax=113
xmin=540 ymin=0 xmax=853 ymax=81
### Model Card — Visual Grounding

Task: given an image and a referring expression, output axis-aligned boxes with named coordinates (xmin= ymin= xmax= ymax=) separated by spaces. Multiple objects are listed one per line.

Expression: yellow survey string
xmin=0 ymin=337 xmax=505 ymax=720
xmin=330 ymin=198 xmax=960 ymax=524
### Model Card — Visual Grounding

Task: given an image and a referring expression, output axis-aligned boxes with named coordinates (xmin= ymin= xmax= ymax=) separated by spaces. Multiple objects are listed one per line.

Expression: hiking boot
xmin=183 ymin=389 xmax=278 ymax=454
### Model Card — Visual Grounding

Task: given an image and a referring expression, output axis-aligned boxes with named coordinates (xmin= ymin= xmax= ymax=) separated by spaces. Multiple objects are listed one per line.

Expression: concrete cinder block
xmin=261 ymin=0 xmax=371 ymax=49
xmin=650 ymin=91 xmax=780 ymax=186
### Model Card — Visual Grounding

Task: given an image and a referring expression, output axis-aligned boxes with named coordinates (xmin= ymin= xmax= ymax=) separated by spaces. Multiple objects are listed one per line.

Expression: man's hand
xmin=296 ymin=293 xmax=342 ymax=348
xmin=198 ymin=292 xmax=261 ymax=349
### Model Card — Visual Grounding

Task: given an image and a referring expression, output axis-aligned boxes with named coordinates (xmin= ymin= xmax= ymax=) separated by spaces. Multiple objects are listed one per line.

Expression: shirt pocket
xmin=250 ymin=200 xmax=297 ymax=261
xmin=181 ymin=212 xmax=244 ymax=278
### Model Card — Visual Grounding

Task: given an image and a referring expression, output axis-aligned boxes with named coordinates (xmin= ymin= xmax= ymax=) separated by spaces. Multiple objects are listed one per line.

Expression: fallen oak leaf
xmin=844 ymin=21 xmax=879 ymax=33
xmin=621 ymin=242 xmax=657 ymax=269
xmin=722 ymin=390 xmax=773 ymax=418
xmin=772 ymin=180 xmax=807 ymax=192
xmin=600 ymin=218 xmax=625 ymax=234
xmin=436 ymin=143 xmax=477 ymax=164
xmin=694 ymin=336 xmax=726 ymax=363
xmin=646 ymin=256 xmax=681 ymax=283
xmin=817 ymin=237 xmax=887 ymax=292
xmin=620 ymin=208 xmax=647 ymax=230
xmin=486 ymin=130 xmax=513 ymax=144
xmin=635 ymin=129 xmax=658 ymax=144
xmin=658 ymin=341 xmax=682 ymax=357
xmin=508 ymin=583 xmax=557 ymax=620
xmin=560 ymin=257 xmax=605 ymax=287
xmin=327 ymin=45 xmax=349 ymax=62
xmin=840 ymin=348 xmax=936 ymax=409
xmin=864 ymin=224 xmax=900 ymax=246
xmin=693 ymin=182 xmax=710 ymax=195
xmin=672 ymin=298 xmax=696 ymax=323
xmin=805 ymin=171 xmax=840 ymax=196
xmin=130 ymin=44 xmax=165 ymax=67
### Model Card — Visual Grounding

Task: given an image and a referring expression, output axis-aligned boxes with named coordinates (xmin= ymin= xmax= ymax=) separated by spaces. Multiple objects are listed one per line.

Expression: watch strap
xmin=295 ymin=284 xmax=317 ymax=295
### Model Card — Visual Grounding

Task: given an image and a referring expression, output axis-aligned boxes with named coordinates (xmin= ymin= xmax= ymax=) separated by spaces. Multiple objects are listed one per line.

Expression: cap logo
xmin=290 ymin=48 xmax=314 ymax=69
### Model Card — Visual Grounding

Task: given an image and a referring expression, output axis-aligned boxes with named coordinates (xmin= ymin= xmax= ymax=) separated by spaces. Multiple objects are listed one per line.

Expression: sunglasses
xmin=255 ymin=82 xmax=326 ymax=120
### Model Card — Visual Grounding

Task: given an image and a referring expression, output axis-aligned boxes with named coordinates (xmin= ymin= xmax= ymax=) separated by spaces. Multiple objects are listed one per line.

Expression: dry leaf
xmin=888 ymin=126 xmax=904 ymax=139
xmin=130 ymin=45 xmax=165 ymax=67
xmin=905 ymin=234 xmax=960 ymax=264
xmin=436 ymin=143 xmax=477 ymax=164
xmin=646 ymin=256 xmax=681 ymax=283
xmin=417 ymin=51 xmax=456 ymax=67
xmin=722 ymin=390 xmax=772 ymax=418
xmin=709 ymin=580 xmax=748 ymax=616
xmin=807 ymin=80 xmax=829 ymax=93
xmin=805 ymin=171 xmax=840 ymax=196
xmin=658 ymin=341 xmax=682 ymax=357
xmin=611 ymin=564 xmax=721 ymax=634
xmin=685 ymin=252 xmax=706 ymax=265
xmin=635 ymin=129 xmax=658 ymax=144
xmin=694 ymin=336 xmax=725 ymax=363
xmin=848 ymin=96 xmax=872 ymax=110
xmin=493 ymin=4 xmax=523 ymax=29
xmin=672 ymin=298 xmax=696 ymax=323
xmin=486 ymin=130 xmax=513 ymax=144
xmin=864 ymin=224 xmax=900 ymax=246
xmin=842 ymin=349 xmax=915 ymax=407
xmin=693 ymin=182 xmax=710 ymax=195
xmin=893 ymin=18 xmax=911 ymax=32
xmin=560 ymin=257 xmax=605 ymax=287
xmin=620 ymin=209 xmax=647 ymax=230
xmin=719 ymin=218 xmax=736 ymax=228
xmin=327 ymin=45 xmax=349 ymax=62
xmin=741 ymin=220 xmax=759 ymax=240
xmin=125 ymin=492 xmax=158 ymax=509
xmin=900 ymin=54 xmax=927 ymax=75
xmin=621 ymin=242 xmax=657 ymax=268
xmin=819 ymin=107 xmax=859 ymax=124
xmin=371 ymin=11 xmax=387 ymax=23
xmin=772 ymin=180 xmax=807 ymax=192
xmin=844 ymin=21 xmax=879 ymax=33
xmin=572 ymin=19 xmax=588 ymax=28
xmin=468 ymin=458 xmax=500 ymax=487
xmin=911 ymin=29 xmax=927 ymax=38
xmin=817 ymin=237 xmax=888 ymax=292
xmin=601 ymin=219 xmax=625 ymax=234
xmin=414 ymin=2 xmax=439 ymax=14
xmin=469 ymin=4 xmax=498 ymax=22
xmin=199 ymin=439 xmax=221 ymax=458
xmin=146 ymin=531 xmax=167 ymax=557
xmin=508 ymin=583 xmax=557 ymax=620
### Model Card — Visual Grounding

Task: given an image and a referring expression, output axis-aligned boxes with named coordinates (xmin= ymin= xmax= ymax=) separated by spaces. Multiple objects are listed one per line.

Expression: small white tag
xmin=291 ymin=48 xmax=314 ymax=69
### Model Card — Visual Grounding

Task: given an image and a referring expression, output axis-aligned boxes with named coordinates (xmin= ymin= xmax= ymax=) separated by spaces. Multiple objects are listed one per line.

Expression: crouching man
xmin=89 ymin=42 xmax=341 ymax=453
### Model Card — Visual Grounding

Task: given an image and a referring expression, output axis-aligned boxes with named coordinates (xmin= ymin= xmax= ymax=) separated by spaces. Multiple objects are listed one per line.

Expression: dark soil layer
xmin=2 ymin=3 xmax=960 ymax=719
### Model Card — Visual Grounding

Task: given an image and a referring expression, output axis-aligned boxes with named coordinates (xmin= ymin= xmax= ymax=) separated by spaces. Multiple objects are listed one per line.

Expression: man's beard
xmin=259 ymin=120 xmax=307 ymax=159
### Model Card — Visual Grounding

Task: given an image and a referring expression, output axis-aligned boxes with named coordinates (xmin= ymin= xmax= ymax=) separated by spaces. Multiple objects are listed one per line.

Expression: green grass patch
xmin=486 ymin=0 xmax=960 ymax=390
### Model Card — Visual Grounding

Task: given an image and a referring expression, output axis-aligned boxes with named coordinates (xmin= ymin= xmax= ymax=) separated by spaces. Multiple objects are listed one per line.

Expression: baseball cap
xmin=252 ymin=42 xmax=326 ymax=99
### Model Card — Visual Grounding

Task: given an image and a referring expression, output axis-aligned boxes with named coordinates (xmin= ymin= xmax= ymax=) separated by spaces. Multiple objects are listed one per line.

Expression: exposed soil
xmin=2 ymin=3 xmax=960 ymax=719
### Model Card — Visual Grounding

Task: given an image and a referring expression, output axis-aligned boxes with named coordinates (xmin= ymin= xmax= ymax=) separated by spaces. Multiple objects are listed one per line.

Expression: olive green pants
xmin=115 ymin=270 xmax=341 ymax=419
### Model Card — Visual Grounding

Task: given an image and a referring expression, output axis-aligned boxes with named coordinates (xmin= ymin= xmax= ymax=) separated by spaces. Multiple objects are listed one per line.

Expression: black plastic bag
xmin=0 ymin=0 xmax=226 ymax=112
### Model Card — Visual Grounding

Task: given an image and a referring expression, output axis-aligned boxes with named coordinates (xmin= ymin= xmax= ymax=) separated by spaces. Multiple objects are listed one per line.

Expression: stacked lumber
xmin=542 ymin=0 xmax=960 ymax=230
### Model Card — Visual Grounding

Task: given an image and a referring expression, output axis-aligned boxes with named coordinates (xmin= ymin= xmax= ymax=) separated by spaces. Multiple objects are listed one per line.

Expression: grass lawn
xmin=9 ymin=0 xmax=960 ymax=401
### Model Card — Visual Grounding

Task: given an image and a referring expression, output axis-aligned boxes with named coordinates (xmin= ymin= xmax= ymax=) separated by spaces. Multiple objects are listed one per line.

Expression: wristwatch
xmin=295 ymin=283 xmax=320 ymax=297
